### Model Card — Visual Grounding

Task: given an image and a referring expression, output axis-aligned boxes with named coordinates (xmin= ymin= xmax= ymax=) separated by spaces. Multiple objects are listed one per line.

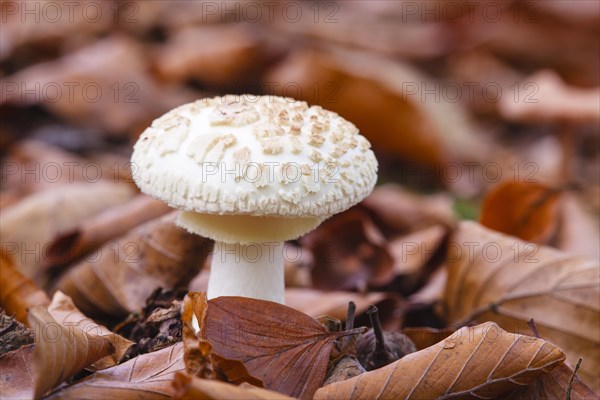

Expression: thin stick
xmin=367 ymin=305 xmax=386 ymax=355
xmin=566 ymin=358 xmax=583 ymax=400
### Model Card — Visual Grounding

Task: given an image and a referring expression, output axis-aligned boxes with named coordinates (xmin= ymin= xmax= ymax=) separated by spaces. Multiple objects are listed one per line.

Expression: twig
xmin=527 ymin=318 xmax=540 ymax=338
xmin=566 ymin=358 xmax=582 ymax=400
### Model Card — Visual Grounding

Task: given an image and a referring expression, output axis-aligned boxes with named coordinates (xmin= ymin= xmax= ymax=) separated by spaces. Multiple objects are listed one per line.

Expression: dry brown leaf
xmin=55 ymin=212 xmax=213 ymax=318
xmin=172 ymin=372 xmax=294 ymax=400
xmin=202 ymin=296 xmax=363 ymax=400
xmin=153 ymin=25 xmax=265 ymax=85
xmin=444 ymin=221 xmax=600 ymax=392
xmin=315 ymin=322 xmax=565 ymax=399
xmin=507 ymin=359 xmax=597 ymax=399
xmin=461 ymin=4 xmax=599 ymax=87
xmin=362 ymin=184 xmax=455 ymax=235
xmin=402 ymin=327 xmax=455 ymax=351
xmin=27 ymin=306 xmax=114 ymax=398
xmin=272 ymin=2 xmax=449 ymax=59
xmin=266 ymin=47 xmax=485 ymax=169
xmin=181 ymin=292 xmax=216 ymax=379
xmin=285 ymin=288 xmax=402 ymax=331
xmin=2 ymin=140 xmax=91 ymax=195
xmin=47 ymin=342 xmax=184 ymax=399
xmin=1 ymin=35 xmax=193 ymax=137
xmin=499 ymin=70 xmax=600 ymax=123
xmin=388 ymin=225 xmax=448 ymax=277
xmin=479 ymin=181 xmax=563 ymax=244
xmin=557 ymin=193 xmax=600 ymax=259
xmin=47 ymin=291 xmax=134 ymax=370
xmin=0 ymin=0 xmax=113 ymax=60
xmin=0 ymin=182 xmax=135 ymax=278
xmin=0 ymin=343 xmax=35 ymax=399
xmin=0 ymin=250 xmax=50 ymax=326
xmin=302 ymin=207 xmax=394 ymax=292
xmin=47 ymin=195 xmax=171 ymax=266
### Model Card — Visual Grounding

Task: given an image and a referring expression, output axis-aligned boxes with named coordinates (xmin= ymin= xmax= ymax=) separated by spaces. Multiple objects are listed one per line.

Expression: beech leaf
xmin=0 ymin=182 xmax=135 ymax=278
xmin=314 ymin=322 xmax=566 ymax=399
xmin=444 ymin=221 xmax=600 ymax=392
xmin=27 ymin=306 xmax=115 ymax=398
xmin=56 ymin=212 xmax=212 ymax=317
xmin=506 ymin=359 xmax=597 ymax=399
xmin=0 ymin=344 xmax=35 ymax=399
xmin=285 ymin=288 xmax=402 ymax=331
xmin=0 ymin=250 xmax=50 ymax=326
xmin=47 ymin=194 xmax=171 ymax=266
xmin=479 ymin=181 xmax=563 ymax=244
xmin=181 ymin=292 xmax=216 ymax=379
xmin=47 ymin=291 xmax=134 ymax=370
xmin=172 ymin=372 xmax=294 ymax=400
xmin=47 ymin=342 xmax=185 ymax=399
xmin=203 ymin=296 xmax=362 ymax=400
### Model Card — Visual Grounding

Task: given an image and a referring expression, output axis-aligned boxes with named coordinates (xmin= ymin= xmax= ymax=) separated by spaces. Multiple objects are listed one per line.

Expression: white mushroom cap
xmin=131 ymin=95 xmax=378 ymax=243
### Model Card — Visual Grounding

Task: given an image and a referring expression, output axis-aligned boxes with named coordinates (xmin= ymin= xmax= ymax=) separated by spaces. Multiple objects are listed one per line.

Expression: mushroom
xmin=131 ymin=95 xmax=378 ymax=303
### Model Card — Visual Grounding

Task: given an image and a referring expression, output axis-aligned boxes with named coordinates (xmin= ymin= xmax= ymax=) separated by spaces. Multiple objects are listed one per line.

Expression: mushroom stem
xmin=207 ymin=241 xmax=285 ymax=304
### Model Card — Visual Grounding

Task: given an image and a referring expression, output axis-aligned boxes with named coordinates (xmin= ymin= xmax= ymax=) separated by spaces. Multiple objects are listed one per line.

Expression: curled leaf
xmin=56 ymin=212 xmax=213 ymax=317
xmin=47 ymin=291 xmax=134 ymax=370
xmin=480 ymin=181 xmax=563 ymax=244
xmin=47 ymin=195 xmax=171 ymax=266
xmin=181 ymin=292 xmax=216 ymax=379
xmin=302 ymin=207 xmax=393 ymax=292
xmin=315 ymin=322 xmax=566 ymax=399
xmin=0 ymin=182 xmax=135 ymax=278
xmin=0 ymin=250 xmax=49 ymax=326
xmin=445 ymin=221 xmax=600 ymax=391
xmin=48 ymin=342 xmax=184 ymax=399
xmin=28 ymin=307 xmax=114 ymax=398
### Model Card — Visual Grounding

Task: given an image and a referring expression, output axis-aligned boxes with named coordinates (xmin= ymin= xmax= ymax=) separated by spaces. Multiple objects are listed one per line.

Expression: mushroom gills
xmin=176 ymin=211 xmax=324 ymax=244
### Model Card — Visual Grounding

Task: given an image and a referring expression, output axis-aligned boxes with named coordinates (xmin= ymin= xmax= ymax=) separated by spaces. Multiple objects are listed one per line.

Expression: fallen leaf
xmin=47 ymin=291 xmax=134 ymax=370
xmin=0 ymin=0 xmax=112 ymax=61
xmin=181 ymin=292 xmax=216 ymax=379
xmin=1 ymin=35 xmax=194 ymax=137
xmin=402 ymin=327 xmax=455 ymax=351
xmin=172 ymin=372 xmax=294 ymax=400
xmin=27 ymin=306 xmax=114 ymax=398
xmin=499 ymin=70 xmax=600 ymax=123
xmin=388 ymin=225 xmax=448 ymax=276
xmin=0 ymin=250 xmax=50 ymax=326
xmin=55 ymin=212 xmax=213 ymax=318
xmin=0 ymin=344 xmax=35 ymax=399
xmin=202 ymin=296 xmax=363 ymax=400
xmin=314 ymin=322 xmax=566 ymax=399
xmin=47 ymin=342 xmax=185 ymax=399
xmin=506 ymin=359 xmax=598 ymax=399
xmin=362 ymin=184 xmax=455 ymax=235
xmin=444 ymin=221 xmax=600 ymax=392
xmin=153 ymin=25 xmax=265 ymax=85
xmin=557 ymin=193 xmax=600 ymax=259
xmin=302 ymin=207 xmax=394 ymax=292
xmin=285 ymin=288 xmax=402 ymax=331
xmin=47 ymin=194 xmax=171 ymax=266
xmin=266 ymin=47 xmax=486 ymax=169
xmin=0 ymin=182 xmax=135 ymax=278
xmin=479 ymin=181 xmax=563 ymax=244
xmin=272 ymin=2 xmax=450 ymax=59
